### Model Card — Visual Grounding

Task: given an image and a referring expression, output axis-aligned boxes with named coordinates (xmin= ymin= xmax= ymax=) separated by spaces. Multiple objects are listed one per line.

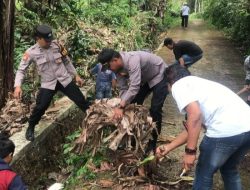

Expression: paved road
xmin=151 ymin=19 xmax=249 ymax=189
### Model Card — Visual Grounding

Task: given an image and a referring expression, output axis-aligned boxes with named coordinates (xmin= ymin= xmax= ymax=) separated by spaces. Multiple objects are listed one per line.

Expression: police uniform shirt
xmin=117 ymin=51 xmax=167 ymax=104
xmin=14 ymin=40 xmax=77 ymax=90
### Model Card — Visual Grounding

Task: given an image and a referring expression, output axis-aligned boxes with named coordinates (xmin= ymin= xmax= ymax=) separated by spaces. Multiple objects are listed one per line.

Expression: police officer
xmin=14 ymin=25 xmax=90 ymax=141
xmin=97 ymin=48 xmax=168 ymax=153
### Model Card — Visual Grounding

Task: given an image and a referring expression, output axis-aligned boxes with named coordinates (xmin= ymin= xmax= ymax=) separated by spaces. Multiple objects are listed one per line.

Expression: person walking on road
xmin=157 ymin=64 xmax=250 ymax=190
xmin=14 ymin=25 xmax=90 ymax=141
xmin=97 ymin=48 xmax=168 ymax=153
xmin=164 ymin=38 xmax=203 ymax=67
xmin=181 ymin=3 xmax=190 ymax=28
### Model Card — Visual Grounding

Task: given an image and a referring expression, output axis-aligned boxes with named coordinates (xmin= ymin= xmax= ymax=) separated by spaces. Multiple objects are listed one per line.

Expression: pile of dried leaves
xmin=72 ymin=98 xmax=194 ymax=189
xmin=0 ymin=98 xmax=29 ymax=135
xmin=74 ymin=98 xmax=156 ymax=155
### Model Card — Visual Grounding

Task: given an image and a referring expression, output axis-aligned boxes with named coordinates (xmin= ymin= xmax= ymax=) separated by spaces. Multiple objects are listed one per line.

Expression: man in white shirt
xmin=181 ymin=3 xmax=190 ymax=28
xmin=156 ymin=64 xmax=250 ymax=190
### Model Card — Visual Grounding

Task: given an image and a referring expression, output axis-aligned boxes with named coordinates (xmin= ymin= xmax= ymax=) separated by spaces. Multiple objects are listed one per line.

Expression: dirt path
xmin=152 ymin=19 xmax=250 ymax=189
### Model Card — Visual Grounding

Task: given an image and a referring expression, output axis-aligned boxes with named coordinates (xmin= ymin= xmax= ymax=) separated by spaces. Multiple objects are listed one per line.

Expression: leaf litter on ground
xmin=72 ymin=98 xmax=194 ymax=189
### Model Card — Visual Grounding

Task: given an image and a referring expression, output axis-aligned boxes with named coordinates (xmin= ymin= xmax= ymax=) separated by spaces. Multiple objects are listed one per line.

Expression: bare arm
xmin=179 ymin=57 xmax=185 ymax=67
xmin=156 ymin=101 xmax=202 ymax=157
xmin=168 ymin=130 xmax=188 ymax=151
xmin=185 ymin=101 xmax=203 ymax=150
xmin=156 ymin=130 xmax=188 ymax=157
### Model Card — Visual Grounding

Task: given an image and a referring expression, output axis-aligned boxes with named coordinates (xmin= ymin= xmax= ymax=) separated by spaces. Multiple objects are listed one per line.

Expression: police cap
xmin=35 ymin=24 xmax=53 ymax=42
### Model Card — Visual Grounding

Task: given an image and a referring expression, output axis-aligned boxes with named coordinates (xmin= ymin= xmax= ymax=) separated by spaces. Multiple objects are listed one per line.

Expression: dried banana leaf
xmin=74 ymin=98 xmax=156 ymax=155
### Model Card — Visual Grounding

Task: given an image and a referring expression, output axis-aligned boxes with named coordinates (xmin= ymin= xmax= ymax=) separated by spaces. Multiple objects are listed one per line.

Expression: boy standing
xmin=0 ymin=134 xmax=27 ymax=189
xmin=91 ymin=63 xmax=116 ymax=99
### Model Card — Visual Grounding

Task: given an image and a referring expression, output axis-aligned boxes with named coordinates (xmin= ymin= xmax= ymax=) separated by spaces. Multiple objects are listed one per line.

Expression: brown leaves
xmin=74 ymin=98 xmax=156 ymax=155
xmin=0 ymin=98 xmax=29 ymax=135
xmin=98 ymin=179 xmax=114 ymax=188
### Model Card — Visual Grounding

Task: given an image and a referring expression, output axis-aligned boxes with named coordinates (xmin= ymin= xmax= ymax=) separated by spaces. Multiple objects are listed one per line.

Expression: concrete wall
xmin=9 ymin=86 xmax=93 ymax=189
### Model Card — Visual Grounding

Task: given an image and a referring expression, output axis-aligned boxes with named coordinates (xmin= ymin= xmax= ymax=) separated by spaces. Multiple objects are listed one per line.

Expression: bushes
xmin=14 ymin=0 xmax=178 ymax=100
xmin=204 ymin=0 xmax=250 ymax=53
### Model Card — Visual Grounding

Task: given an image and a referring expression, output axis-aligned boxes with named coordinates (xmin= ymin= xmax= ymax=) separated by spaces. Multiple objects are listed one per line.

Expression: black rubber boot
xmin=25 ymin=125 xmax=35 ymax=141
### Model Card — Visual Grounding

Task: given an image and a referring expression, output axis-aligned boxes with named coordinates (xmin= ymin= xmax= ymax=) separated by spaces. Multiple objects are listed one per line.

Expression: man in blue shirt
xmin=91 ymin=63 xmax=116 ymax=99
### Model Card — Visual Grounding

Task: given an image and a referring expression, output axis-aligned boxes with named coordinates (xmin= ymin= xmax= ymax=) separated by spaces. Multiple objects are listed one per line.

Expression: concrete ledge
xmin=9 ymin=86 xmax=94 ymax=188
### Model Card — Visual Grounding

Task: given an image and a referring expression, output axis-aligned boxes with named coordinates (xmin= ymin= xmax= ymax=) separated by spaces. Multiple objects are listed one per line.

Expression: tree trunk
xmin=0 ymin=0 xmax=15 ymax=109
xmin=198 ymin=0 xmax=201 ymax=13
xmin=195 ymin=0 xmax=198 ymax=13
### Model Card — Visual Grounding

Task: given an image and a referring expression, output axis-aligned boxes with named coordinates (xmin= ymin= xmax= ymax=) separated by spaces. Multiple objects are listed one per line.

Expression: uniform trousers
xmin=29 ymin=81 xmax=89 ymax=127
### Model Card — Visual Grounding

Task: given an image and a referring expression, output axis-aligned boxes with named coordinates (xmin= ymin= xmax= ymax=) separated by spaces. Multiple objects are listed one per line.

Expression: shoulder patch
xmin=52 ymin=41 xmax=68 ymax=56
xmin=22 ymin=52 xmax=29 ymax=61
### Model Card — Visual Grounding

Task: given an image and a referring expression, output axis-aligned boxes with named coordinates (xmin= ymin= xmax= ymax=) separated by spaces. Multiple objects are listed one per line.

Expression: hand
xmin=75 ymin=75 xmax=84 ymax=87
xmin=14 ymin=86 xmax=22 ymax=99
xmin=244 ymin=85 xmax=250 ymax=90
xmin=180 ymin=63 xmax=186 ymax=68
xmin=156 ymin=144 xmax=171 ymax=159
xmin=113 ymin=107 xmax=124 ymax=120
xmin=120 ymin=100 xmax=126 ymax=108
xmin=183 ymin=153 xmax=196 ymax=171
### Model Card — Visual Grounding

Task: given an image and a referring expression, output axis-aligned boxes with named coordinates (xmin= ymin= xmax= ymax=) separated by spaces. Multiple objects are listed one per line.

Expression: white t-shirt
xmin=172 ymin=76 xmax=250 ymax=138
xmin=181 ymin=5 xmax=190 ymax=16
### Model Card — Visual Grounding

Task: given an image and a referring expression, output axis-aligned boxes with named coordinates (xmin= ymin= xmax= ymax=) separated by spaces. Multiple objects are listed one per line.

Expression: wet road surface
xmin=151 ymin=19 xmax=249 ymax=189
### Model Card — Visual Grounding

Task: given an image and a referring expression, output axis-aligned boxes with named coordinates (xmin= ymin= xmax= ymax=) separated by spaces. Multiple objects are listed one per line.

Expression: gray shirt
xmin=245 ymin=56 xmax=250 ymax=80
xmin=117 ymin=51 xmax=167 ymax=103
xmin=14 ymin=41 xmax=77 ymax=90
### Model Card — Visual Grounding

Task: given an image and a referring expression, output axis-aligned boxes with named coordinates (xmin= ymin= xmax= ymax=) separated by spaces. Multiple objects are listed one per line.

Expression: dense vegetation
xmin=203 ymin=0 xmax=250 ymax=53
xmin=14 ymin=0 xmax=179 ymax=71
xmin=13 ymin=1 xmax=180 ymax=187
xmin=14 ymin=0 xmax=181 ymax=101
xmin=9 ymin=0 xmax=250 ymax=188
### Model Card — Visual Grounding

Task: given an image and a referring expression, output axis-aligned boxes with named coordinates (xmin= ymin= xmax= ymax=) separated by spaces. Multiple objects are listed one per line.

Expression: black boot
xmin=25 ymin=125 xmax=35 ymax=141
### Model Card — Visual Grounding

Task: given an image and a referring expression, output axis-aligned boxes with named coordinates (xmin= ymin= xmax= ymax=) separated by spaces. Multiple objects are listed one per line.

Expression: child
xmin=244 ymin=55 xmax=250 ymax=105
xmin=90 ymin=63 xmax=116 ymax=99
xmin=0 ymin=133 xmax=27 ymax=189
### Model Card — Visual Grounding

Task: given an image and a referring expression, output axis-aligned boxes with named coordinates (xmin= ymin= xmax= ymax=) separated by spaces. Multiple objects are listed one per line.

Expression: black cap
xmin=35 ymin=25 xmax=53 ymax=42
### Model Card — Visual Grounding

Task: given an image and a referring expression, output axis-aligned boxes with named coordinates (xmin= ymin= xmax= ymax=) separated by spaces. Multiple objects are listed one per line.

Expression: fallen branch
xmin=154 ymin=176 xmax=194 ymax=186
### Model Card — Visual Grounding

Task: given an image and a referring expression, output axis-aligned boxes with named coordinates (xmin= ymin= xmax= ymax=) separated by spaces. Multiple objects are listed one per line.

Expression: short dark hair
xmin=0 ymin=133 xmax=15 ymax=159
xmin=97 ymin=48 xmax=121 ymax=64
xmin=165 ymin=63 xmax=191 ymax=85
xmin=164 ymin=37 xmax=174 ymax=46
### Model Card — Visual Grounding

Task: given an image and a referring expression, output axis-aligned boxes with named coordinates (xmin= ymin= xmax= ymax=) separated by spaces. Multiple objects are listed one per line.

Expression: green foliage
xmin=82 ymin=1 xmax=132 ymax=27
xmin=63 ymin=130 xmax=106 ymax=186
xmin=13 ymin=1 xmax=179 ymax=187
xmin=66 ymin=29 xmax=92 ymax=62
xmin=203 ymin=0 xmax=250 ymax=53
